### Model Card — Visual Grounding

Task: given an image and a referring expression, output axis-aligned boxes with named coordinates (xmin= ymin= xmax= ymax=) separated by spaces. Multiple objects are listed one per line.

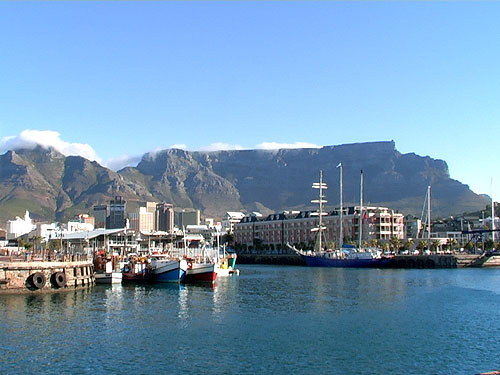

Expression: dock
xmin=236 ymin=253 xmax=500 ymax=269
xmin=0 ymin=260 xmax=95 ymax=294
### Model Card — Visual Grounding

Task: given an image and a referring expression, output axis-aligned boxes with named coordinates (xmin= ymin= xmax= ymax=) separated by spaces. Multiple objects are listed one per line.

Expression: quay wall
xmin=237 ymin=253 xmax=500 ymax=269
xmin=238 ymin=254 xmax=306 ymax=266
xmin=0 ymin=261 xmax=95 ymax=294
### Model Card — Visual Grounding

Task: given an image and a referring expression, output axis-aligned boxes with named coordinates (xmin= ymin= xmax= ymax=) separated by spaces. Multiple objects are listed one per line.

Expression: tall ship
xmin=289 ymin=168 xmax=389 ymax=268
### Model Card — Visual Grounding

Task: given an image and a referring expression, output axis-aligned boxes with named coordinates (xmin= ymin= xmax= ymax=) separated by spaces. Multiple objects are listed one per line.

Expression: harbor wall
xmin=237 ymin=253 xmax=500 ymax=269
xmin=0 ymin=260 xmax=95 ymax=294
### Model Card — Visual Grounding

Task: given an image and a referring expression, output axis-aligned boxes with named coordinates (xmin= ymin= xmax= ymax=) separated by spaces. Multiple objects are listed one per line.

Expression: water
xmin=1 ymin=266 xmax=500 ymax=375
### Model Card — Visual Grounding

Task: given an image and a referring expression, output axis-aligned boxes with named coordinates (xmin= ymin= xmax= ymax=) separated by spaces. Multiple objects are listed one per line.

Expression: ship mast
xmin=337 ymin=163 xmax=343 ymax=249
xmin=359 ymin=170 xmax=364 ymax=250
xmin=311 ymin=170 xmax=328 ymax=253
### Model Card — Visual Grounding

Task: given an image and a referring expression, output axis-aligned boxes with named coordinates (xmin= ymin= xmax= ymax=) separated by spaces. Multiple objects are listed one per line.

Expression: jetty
xmin=0 ymin=258 xmax=94 ymax=294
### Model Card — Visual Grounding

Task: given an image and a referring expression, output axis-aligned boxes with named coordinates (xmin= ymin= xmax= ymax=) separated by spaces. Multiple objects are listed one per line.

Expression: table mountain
xmin=0 ymin=141 xmax=490 ymax=224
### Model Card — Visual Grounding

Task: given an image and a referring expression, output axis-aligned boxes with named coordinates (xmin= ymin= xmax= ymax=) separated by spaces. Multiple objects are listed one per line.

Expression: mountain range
xmin=0 ymin=141 xmax=490 ymax=225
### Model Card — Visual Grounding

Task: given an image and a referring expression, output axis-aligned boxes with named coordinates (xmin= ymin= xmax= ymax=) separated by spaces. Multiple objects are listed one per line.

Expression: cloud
xmin=103 ymin=154 xmax=143 ymax=171
xmin=198 ymin=142 xmax=244 ymax=152
xmin=170 ymin=144 xmax=187 ymax=150
xmin=256 ymin=141 xmax=321 ymax=150
xmin=0 ymin=129 xmax=102 ymax=162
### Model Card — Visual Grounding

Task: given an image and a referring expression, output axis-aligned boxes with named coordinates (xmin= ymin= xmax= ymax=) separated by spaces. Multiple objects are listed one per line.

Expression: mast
xmin=359 ymin=170 xmax=363 ymax=250
xmin=311 ymin=170 xmax=328 ymax=252
xmin=492 ymin=178 xmax=496 ymax=243
xmin=337 ymin=163 xmax=343 ymax=249
xmin=427 ymin=185 xmax=431 ymax=240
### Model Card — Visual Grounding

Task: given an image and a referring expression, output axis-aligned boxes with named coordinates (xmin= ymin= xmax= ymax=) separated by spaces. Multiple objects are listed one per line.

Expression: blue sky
xmin=0 ymin=2 xmax=499 ymax=201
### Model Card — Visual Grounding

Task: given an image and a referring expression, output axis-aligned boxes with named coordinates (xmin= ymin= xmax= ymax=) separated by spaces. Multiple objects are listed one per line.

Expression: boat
xmin=151 ymin=254 xmax=187 ymax=283
xmin=289 ymin=169 xmax=389 ymax=268
xmin=184 ymin=261 xmax=217 ymax=283
xmin=94 ymin=251 xmax=123 ymax=284
xmin=95 ymin=271 xmax=123 ymax=284
xmin=122 ymin=257 xmax=155 ymax=283
xmin=216 ymin=249 xmax=239 ymax=277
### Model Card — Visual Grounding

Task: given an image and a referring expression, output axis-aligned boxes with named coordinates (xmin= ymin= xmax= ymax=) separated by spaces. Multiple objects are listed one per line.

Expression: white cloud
xmin=256 ymin=141 xmax=321 ymax=150
xmin=170 ymin=144 xmax=187 ymax=150
xmin=198 ymin=142 xmax=244 ymax=152
xmin=103 ymin=154 xmax=143 ymax=171
xmin=0 ymin=129 xmax=102 ymax=163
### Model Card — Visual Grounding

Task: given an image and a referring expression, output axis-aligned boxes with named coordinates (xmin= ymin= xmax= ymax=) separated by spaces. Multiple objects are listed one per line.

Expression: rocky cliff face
xmin=0 ymin=142 xmax=490 ymax=224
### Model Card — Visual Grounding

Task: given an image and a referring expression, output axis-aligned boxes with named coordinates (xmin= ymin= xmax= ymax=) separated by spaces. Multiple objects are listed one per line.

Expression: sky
xmin=0 ymin=2 xmax=499 ymax=201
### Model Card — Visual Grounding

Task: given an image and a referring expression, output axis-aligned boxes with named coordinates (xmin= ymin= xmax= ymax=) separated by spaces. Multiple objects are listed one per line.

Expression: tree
xmin=431 ymin=240 xmax=441 ymax=253
xmin=403 ymin=239 xmax=414 ymax=251
xmin=416 ymin=240 xmax=428 ymax=252
xmin=390 ymin=237 xmax=402 ymax=253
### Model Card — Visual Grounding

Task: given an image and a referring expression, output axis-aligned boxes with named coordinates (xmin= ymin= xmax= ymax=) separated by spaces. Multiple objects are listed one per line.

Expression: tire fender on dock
xmin=30 ymin=272 xmax=46 ymax=289
xmin=51 ymin=272 xmax=66 ymax=288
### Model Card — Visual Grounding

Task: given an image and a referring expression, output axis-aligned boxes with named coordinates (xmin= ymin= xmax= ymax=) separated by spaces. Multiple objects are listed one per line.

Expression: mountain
xmin=0 ymin=141 xmax=490 ymax=225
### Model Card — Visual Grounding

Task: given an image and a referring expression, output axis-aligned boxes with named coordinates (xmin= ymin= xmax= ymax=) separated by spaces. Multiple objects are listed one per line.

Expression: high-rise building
xmin=177 ymin=209 xmax=200 ymax=228
xmin=108 ymin=196 xmax=126 ymax=229
xmin=156 ymin=203 xmax=175 ymax=232
xmin=129 ymin=206 xmax=155 ymax=233
xmin=93 ymin=205 xmax=108 ymax=229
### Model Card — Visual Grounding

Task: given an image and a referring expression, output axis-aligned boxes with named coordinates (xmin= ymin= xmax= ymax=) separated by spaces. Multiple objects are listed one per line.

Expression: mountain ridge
xmin=0 ymin=141 xmax=490 ymax=224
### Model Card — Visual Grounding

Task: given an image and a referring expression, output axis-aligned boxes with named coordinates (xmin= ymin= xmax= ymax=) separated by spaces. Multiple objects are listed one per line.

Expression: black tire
xmin=51 ymin=272 xmax=66 ymax=288
xmin=31 ymin=272 xmax=46 ymax=289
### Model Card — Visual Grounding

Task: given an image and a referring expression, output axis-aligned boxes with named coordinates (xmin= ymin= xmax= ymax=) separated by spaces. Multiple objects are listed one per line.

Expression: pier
xmin=0 ymin=259 xmax=95 ymax=294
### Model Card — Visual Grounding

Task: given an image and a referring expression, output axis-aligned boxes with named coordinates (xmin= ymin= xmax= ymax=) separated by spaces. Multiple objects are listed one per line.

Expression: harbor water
xmin=2 ymin=265 xmax=500 ymax=375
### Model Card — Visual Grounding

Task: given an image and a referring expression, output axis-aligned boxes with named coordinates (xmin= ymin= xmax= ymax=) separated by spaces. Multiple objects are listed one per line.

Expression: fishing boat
xmin=216 ymin=249 xmax=239 ymax=277
xmin=151 ymin=254 xmax=188 ymax=283
xmin=184 ymin=261 xmax=217 ymax=283
xmin=94 ymin=251 xmax=123 ymax=284
xmin=289 ymin=168 xmax=389 ymax=268
xmin=95 ymin=261 xmax=123 ymax=284
xmin=122 ymin=257 xmax=154 ymax=283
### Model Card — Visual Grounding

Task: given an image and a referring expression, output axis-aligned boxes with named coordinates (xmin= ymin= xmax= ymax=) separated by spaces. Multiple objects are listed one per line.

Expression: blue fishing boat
xmin=151 ymin=255 xmax=188 ymax=282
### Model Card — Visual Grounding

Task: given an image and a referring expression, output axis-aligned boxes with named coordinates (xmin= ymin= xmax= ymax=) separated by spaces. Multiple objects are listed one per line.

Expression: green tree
xmin=403 ymin=239 xmax=414 ymax=251
xmin=431 ymin=240 xmax=441 ymax=253
xmin=390 ymin=237 xmax=402 ymax=252
xmin=416 ymin=240 xmax=428 ymax=252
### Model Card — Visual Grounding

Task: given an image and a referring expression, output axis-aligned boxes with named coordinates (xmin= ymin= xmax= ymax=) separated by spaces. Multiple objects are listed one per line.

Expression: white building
xmin=222 ymin=212 xmax=246 ymax=234
xmin=6 ymin=211 xmax=36 ymax=240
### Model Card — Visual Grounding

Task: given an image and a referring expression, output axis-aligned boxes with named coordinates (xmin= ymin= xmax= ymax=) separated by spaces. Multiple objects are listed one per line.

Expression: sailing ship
xmin=289 ymin=168 xmax=388 ymax=268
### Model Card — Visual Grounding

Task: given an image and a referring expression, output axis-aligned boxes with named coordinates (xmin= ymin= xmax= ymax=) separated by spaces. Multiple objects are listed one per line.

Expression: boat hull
xmin=95 ymin=272 xmax=123 ymax=284
xmin=301 ymin=255 xmax=389 ymax=268
xmin=153 ymin=259 xmax=187 ymax=283
xmin=184 ymin=263 xmax=217 ymax=283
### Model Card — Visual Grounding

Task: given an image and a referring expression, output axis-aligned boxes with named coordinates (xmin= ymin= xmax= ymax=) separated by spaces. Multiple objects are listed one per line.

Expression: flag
xmin=336 ymin=162 xmax=342 ymax=168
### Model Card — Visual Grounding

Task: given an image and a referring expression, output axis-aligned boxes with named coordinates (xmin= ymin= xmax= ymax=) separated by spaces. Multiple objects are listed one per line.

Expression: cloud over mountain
xmin=0 ymin=130 xmax=102 ymax=163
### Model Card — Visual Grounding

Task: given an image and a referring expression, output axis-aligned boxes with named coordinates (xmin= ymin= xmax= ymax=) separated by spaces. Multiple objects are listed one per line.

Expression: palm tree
xmin=390 ymin=237 xmax=402 ymax=253
xmin=431 ymin=240 xmax=441 ymax=253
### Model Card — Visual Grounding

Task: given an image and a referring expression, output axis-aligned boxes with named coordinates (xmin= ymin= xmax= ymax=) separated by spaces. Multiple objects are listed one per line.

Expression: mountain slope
xmin=0 ymin=141 xmax=490 ymax=224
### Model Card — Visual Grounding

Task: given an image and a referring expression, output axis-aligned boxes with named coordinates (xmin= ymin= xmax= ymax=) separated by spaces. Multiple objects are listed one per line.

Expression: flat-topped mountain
xmin=0 ymin=141 xmax=490 ymax=224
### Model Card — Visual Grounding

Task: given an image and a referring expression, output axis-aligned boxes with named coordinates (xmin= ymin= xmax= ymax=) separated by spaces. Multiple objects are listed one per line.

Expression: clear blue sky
xmin=0 ymin=2 xmax=499 ymax=201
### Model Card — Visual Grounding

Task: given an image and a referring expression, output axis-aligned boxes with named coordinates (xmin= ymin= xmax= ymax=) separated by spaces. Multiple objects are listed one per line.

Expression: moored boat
xmin=291 ymin=170 xmax=389 ymax=268
xmin=151 ymin=255 xmax=187 ymax=283
xmin=95 ymin=271 xmax=123 ymax=284
xmin=122 ymin=260 xmax=154 ymax=283
xmin=184 ymin=261 xmax=217 ymax=283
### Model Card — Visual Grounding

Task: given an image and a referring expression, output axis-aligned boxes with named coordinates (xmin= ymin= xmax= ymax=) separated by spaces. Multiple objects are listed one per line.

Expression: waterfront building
xmin=75 ymin=214 xmax=95 ymax=227
xmin=177 ymin=209 xmax=201 ymax=227
xmin=93 ymin=205 xmax=108 ymax=229
xmin=6 ymin=211 xmax=36 ymax=240
xmin=222 ymin=211 xmax=246 ymax=234
xmin=156 ymin=202 xmax=175 ymax=232
xmin=234 ymin=206 xmax=404 ymax=248
xmin=129 ymin=206 xmax=155 ymax=233
xmin=108 ymin=196 xmax=126 ymax=229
